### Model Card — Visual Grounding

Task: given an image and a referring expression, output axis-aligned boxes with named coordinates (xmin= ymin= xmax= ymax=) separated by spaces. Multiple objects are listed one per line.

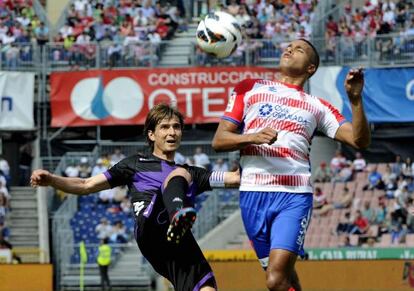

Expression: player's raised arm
xmin=335 ymin=68 xmax=371 ymax=149
xmin=30 ymin=169 xmax=110 ymax=195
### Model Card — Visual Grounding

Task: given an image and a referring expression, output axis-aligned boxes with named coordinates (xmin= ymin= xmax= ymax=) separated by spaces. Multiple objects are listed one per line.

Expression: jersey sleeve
xmin=103 ymin=156 xmax=136 ymax=188
xmin=185 ymin=165 xmax=213 ymax=194
xmin=317 ymin=98 xmax=347 ymax=139
xmin=222 ymin=78 xmax=258 ymax=126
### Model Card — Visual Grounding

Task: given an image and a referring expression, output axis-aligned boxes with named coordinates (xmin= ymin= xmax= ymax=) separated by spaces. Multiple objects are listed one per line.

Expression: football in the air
xmin=196 ymin=11 xmax=242 ymax=58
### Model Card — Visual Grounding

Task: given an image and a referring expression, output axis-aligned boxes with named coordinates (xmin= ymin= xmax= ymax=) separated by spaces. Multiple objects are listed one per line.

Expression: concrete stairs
xmin=61 ymin=245 xmax=153 ymax=290
xmin=158 ymin=24 xmax=197 ymax=67
xmin=8 ymin=186 xmax=40 ymax=262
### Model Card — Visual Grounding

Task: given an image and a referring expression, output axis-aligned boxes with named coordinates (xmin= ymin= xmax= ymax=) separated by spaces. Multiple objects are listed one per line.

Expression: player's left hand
xmin=344 ymin=67 xmax=364 ymax=103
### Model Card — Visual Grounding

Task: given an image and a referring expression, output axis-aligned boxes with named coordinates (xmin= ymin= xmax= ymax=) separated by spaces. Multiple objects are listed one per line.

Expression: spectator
xmin=110 ymin=148 xmax=125 ymax=166
xmin=95 ymin=218 xmax=113 ymax=240
xmin=402 ymin=157 xmax=413 ymax=178
xmin=330 ymin=150 xmax=347 ymax=175
xmin=78 ymin=157 xmax=92 ymax=178
xmin=212 ymin=158 xmax=229 ymax=172
xmin=332 ymin=161 xmax=354 ymax=183
xmin=332 ymin=187 xmax=353 ymax=209
xmin=353 ymin=152 xmax=367 ymax=172
xmin=361 ymin=201 xmax=376 ymax=223
xmin=350 ymin=210 xmax=370 ymax=234
xmin=313 ymin=187 xmax=328 ymax=210
xmin=113 ymin=186 xmax=128 ymax=204
xmin=313 ymin=161 xmax=332 ymax=182
xmin=0 ymin=155 xmax=10 ymax=187
xmin=98 ymin=188 xmax=115 ymax=204
xmin=0 ymin=192 xmax=8 ymax=222
xmin=34 ymin=21 xmax=48 ymax=46
xmin=5 ymin=43 xmax=20 ymax=69
xmin=193 ymin=146 xmax=210 ymax=169
xmin=364 ymin=165 xmax=385 ymax=190
xmin=64 ymin=162 xmax=79 ymax=178
xmin=391 ymin=154 xmax=403 ymax=176
xmin=92 ymin=158 xmax=108 ymax=177
xmin=0 ymin=220 xmax=10 ymax=241
xmin=110 ymin=220 xmax=128 ymax=244
xmin=390 ymin=211 xmax=407 ymax=244
xmin=336 ymin=212 xmax=353 ymax=234
xmin=18 ymin=143 xmax=33 ymax=186
xmin=120 ymin=196 xmax=131 ymax=214
xmin=340 ymin=236 xmax=354 ymax=247
xmin=174 ymin=151 xmax=186 ymax=165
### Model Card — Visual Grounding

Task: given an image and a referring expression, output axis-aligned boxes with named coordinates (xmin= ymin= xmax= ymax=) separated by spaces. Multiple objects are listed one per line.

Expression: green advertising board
xmin=307 ymin=248 xmax=414 ymax=260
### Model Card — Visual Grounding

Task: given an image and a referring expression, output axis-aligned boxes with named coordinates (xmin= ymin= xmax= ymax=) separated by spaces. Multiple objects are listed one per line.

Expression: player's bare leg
xmin=266 ymin=249 xmax=301 ymax=291
xmin=200 ymin=286 xmax=216 ymax=291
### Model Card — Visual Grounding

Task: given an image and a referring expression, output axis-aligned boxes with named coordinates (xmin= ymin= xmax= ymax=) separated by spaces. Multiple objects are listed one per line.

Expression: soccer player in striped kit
xmin=212 ymin=39 xmax=371 ymax=291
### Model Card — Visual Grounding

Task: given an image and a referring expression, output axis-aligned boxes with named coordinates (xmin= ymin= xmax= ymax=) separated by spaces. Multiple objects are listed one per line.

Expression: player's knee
xmin=164 ymin=168 xmax=191 ymax=186
xmin=266 ymin=270 xmax=290 ymax=291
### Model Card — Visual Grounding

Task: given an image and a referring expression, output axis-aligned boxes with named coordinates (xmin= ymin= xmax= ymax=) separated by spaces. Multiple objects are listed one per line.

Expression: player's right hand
xmin=30 ymin=169 xmax=53 ymax=187
xmin=249 ymin=127 xmax=278 ymax=145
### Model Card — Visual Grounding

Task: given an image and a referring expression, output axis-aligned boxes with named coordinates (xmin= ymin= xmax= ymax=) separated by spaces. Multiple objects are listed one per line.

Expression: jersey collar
xmin=277 ymin=80 xmax=304 ymax=91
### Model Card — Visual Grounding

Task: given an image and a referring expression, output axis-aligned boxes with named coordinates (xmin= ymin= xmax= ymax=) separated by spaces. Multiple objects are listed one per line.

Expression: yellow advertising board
xmin=0 ymin=264 xmax=53 ymax=291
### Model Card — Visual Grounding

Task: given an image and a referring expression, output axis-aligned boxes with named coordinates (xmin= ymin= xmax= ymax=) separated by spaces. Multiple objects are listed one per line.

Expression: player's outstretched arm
xmin=30 ymin=169 xmax=110 ymax=195
xmin=335 ymin=68 xmax=371 ymax=149
xmin=212 ymin=120 xmax=277 ymax=152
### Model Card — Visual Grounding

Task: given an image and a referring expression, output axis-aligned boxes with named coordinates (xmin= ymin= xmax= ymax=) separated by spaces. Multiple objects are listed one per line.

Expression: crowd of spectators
xmin=312 ymin=150 xmax=414 ymax=247
xmin=0 ymin=0 xmax=49 ymax=69
xmin=51 ymin=0 xmax=186 ymax=69
xmin=325 ymin=0 xmax=414 ymax=62
xmin=197 ymin=0 xmax=318 ymax=65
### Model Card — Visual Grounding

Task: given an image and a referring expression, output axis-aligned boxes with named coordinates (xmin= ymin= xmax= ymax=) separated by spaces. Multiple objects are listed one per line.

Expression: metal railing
xmin=1 ymin=35 xmax=413 ymax=73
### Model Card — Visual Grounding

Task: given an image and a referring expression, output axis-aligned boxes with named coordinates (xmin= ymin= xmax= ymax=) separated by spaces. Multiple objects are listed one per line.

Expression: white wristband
xmin=209 ymin=171 xmax=225 ymax=188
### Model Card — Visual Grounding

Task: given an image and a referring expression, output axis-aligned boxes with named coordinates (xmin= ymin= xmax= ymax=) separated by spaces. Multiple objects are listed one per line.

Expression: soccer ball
xmin=196 ymin=11 xmax=242 ymax=58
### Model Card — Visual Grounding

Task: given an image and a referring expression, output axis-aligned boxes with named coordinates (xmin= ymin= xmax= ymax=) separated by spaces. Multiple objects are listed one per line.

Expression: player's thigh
xmin=270 ymin=193 xmax=313 ymax=255
xmin=240 ymin=191 xmax=272 ymax=262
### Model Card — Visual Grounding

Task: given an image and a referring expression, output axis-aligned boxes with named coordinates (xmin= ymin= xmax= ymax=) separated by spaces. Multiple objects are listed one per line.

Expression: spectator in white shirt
xmin=353 ymin=152 xmax=367 ymax=172
xmin=110 ymin=148 xmax=125 ymax=166
xmin=95 ymin=218 xmax=113 ymax=239
xmin=64 ymin=162 xmax=80 ymax=177
xmin=212 ymin=158 xmax=229 ymax=172
xmin=193 ymin=146 xmax=210 ymax=169
xmin=92 ymin=159 xmax=108 ymax=177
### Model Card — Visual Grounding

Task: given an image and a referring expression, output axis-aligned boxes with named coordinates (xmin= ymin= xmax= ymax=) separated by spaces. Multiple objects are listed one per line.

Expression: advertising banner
xmin=0 ymin=72 xmax=35 ymax=130
xmin=50 ymin=67 xmax=278 ymax=127
xmin=310 ymin=66 xmax=414 ymax=123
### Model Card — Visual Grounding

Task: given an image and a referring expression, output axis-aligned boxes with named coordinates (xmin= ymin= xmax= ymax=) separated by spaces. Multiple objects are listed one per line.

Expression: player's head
xmin=279 ymin=39 xmax=319 ymax=78
xmin=144 ymin=103 xmax=184 ymax=156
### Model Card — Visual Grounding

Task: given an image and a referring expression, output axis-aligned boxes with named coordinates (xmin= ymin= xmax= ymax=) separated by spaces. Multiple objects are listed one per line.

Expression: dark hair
xmin=298 ymin=38 xmax=320 ymax=75
xmin=103 ymin=238 xmax=109 ymax=244
xmin=143 ymin=103 xmax=184 ymax=149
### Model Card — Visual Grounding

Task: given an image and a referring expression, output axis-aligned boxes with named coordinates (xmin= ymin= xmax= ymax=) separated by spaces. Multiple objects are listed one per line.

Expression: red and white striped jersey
xmin=223 ymin=78 xmax=346 ymax=193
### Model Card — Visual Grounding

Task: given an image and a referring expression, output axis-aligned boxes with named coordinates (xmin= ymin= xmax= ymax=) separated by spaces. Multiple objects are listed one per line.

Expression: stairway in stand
xmin=159 ymin=23 xmax=198 ymax=67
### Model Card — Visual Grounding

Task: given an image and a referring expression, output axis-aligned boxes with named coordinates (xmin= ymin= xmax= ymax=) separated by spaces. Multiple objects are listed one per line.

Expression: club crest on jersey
xmin=258 ymin=104 xmax=273 ymax=117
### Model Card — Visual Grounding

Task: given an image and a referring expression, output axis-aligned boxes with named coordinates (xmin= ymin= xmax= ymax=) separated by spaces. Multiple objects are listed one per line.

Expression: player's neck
xmin=152 ymin=150 xmax=175 ymax=162
xmin=277 ymin=74 xmax=306 ymax=90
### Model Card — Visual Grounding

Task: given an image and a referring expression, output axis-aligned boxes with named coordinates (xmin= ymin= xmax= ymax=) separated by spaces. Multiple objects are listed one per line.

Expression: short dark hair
xmin=144 ymin=103 xmax=184 ymax=149
xmin=298 ymin=38 xmax=320 ymax=75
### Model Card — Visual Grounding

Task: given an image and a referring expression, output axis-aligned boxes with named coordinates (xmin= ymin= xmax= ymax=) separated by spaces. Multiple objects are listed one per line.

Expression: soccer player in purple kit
xmin=31 ymin=104 xmax=240 ymax=291
xmin=212 ymin=39 xmax=371 ymax=291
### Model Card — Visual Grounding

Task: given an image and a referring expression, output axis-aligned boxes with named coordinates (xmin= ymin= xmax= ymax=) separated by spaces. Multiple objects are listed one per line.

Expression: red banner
xmin=50 ymin=67 xmax=278 ymax=127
